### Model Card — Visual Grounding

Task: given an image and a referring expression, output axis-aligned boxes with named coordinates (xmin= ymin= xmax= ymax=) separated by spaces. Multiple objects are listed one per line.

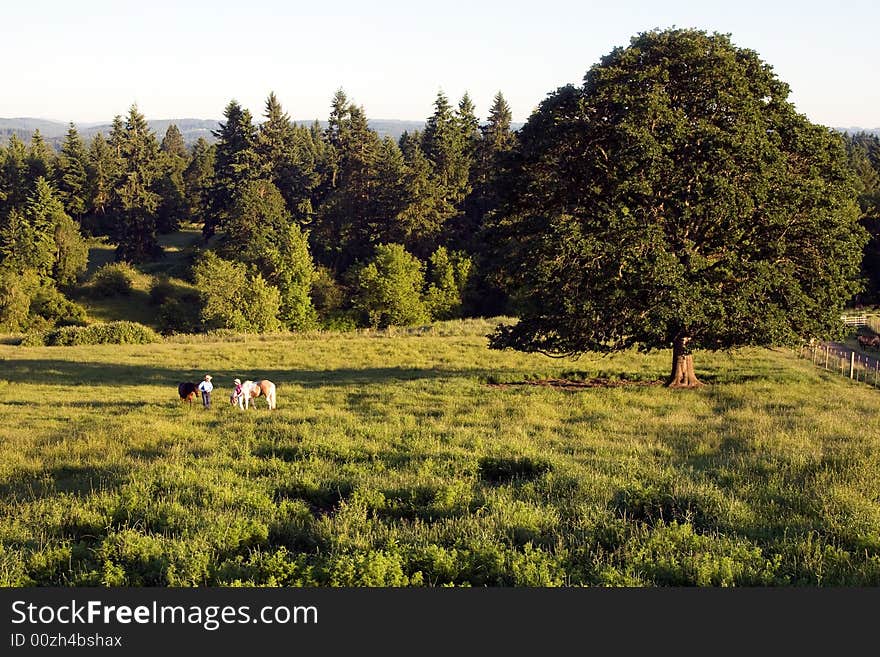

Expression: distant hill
xmin=1 ymin=117 xmax=522 ymax=150
xmin=836 ymin=127 xmax=880 ymax=138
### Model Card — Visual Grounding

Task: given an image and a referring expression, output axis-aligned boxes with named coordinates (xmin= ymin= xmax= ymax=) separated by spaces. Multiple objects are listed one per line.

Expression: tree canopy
xmin=488 ymin=28 xmax=868 ymax=386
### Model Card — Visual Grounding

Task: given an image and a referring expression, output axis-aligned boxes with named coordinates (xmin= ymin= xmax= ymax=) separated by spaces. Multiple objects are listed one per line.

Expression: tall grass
xmin=1 ymin=323 xmax=879 ymax=586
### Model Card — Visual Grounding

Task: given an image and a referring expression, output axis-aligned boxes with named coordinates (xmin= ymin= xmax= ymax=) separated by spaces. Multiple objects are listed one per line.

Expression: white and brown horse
xmin=231 ymin=379 xmax=277 ymax=410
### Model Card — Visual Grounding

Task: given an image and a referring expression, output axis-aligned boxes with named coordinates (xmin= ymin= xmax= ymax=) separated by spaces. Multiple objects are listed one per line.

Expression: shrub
xmin=42 ymin=321 xmax=160 ymax=346
xmin=148 ymin=276 xmax=177 ymax=306
xmin=352 ymin=243 xmax=430 ymax=328
xmin=157 ymin=297 xmax=202 ymax=335
xmin=89 ymin=262 xmax=136 ymax=297
xmin=29 ymin=286 xmax=88 ymax=327
xmin=425 ymin=247 xmax=472 ymax=320
xmin=311 ymin=266 xmax=346 ymax=317
xmin=148 ymin=276 xmax=202 ymax=335
xmin=0 ymin=268 xmax=40 ymax=332
xmin=320 ymin=311 xmax=359 ymax=332
xmin=192 ymin=251 xmax=281 ymax=333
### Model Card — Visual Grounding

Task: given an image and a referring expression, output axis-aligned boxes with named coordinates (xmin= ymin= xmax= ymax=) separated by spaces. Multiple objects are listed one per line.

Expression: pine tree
xmin=160 ymin=124 xmax=188 ymax=159
xmin=397 ymin=132 xmax=444 ymax=258
xmin=183 ymin=137 xmax=215 ymax=224
xmin=420 ymin=91 xmax=471 ymax=241
xmin=257 ymin=91 xmax=295 ymax=179
xmin=26 ymin=130 xmax=54 ymax=187
xmin=270 ymin=222 xmax=318 ymax=330
xmin=0 ymin=135 xmax=29 ymax=214
xmin=257 ymin=92 xmax=318 ymax=222
xmin=204 ymin=100 xmax=259 ymax=238
xmin=466 ymin=92 xmax=518 ymax=314
xmin=110 ymin=104 xmax=162 ymax=262
xmin=85 ymin=133 xmax=116 ymax=234
xmin=312 ymin=96 xmax=382 ymax=272
xmin=55 ymin=123 xmax=89 ymax=222
xmin=456 ymin=92 xmax=481 ymax=165
xmin=155 ymin=125 xmax=188 ymax=233
xmin=370 ymin=136 xmax=408 ymax=245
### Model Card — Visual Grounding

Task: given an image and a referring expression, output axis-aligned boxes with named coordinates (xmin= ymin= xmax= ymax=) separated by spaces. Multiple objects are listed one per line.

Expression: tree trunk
xmin=666 ymin=335 xmax=704 ymax=388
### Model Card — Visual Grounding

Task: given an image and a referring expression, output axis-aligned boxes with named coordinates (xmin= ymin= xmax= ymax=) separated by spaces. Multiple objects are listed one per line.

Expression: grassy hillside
xmin=1 ymin=322 xmax=880 ymax=586
xmin=73 ymin=226 xmax=205 ymax=329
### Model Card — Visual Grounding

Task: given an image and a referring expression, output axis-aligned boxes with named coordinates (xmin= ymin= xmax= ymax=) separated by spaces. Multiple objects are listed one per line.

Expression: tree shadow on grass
xmin=0 ymin=359 xmax=507 ymax=389
xmin=0 ymin=464 xmax=129 ymax=502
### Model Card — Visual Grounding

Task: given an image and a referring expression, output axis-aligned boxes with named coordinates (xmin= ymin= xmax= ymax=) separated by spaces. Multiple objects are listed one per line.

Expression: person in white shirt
xmin=197 ymin=374 xmax=214 ymax=408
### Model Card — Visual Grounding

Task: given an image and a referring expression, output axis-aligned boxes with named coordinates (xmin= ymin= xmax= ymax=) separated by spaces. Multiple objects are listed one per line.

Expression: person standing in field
xmin=198 ymin=374 xmax=214 ymax=408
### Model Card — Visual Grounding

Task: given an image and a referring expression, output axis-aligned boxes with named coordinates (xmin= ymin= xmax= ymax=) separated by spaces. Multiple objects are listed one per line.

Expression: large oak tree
xmin=488 ymin=28 xmax=867 ymax=387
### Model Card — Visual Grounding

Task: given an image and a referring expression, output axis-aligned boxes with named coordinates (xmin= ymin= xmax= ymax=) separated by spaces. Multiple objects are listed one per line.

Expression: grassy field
xmin=2 ymin=319 xmax=880 ymax=586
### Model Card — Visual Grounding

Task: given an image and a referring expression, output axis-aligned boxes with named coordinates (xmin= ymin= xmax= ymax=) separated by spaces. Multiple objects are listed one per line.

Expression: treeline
xmin=2 ymin=87 xmax=880 ymax=336
xmin=0 ymin=88 xmax=517 ymax=334
xmin=845 ymin=131 xmax=880 ymax=304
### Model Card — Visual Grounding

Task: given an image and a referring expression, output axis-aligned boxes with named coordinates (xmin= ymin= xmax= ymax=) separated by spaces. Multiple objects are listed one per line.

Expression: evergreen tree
xmin=55 ymin=123 xmax=89 ymax=222
xmin=397 ymin=132 xmax=444 ymax=257
xmin=269 ymin=222 xmax=318 ymax=330
xmin=3 ymin=178 xmax=85 ymax=286
xmin=456 ymin=92 xmax=481 ymax=166
xmin=155 ymin=125 xmax=188 ymax=233
xmin=257 ymin=91 xmax=295 ymax=180
xmin=419 ymin=91 xmax=472 ymax=248
xmin=182 ymin=137 xmax=215 ymax=224
xmin=204 ymin=100 xmax=259 ymax=238
xmin=108 ymin=115 xmax=125 ymax=155
xmin=312 ymin=96 xmax=382 ymax=272
xmin=110 ymin=104 xmax=162 ymax=262
xmin=160 ymin=124 xmax=188 ymax=159
xmin=1 ymin=135 xmax=29 ymax=214
xmin=0 ymin=208 xmax=31 ymax=267
xmin=369 ymin=136 xmax=408 ymax=245
xmin=26 ymin=130 xmax=54 ymax=187
xmin=257 ymin=92 xmax=319 ymax=222
xmin=216 ymin=179 xmax=289 ymax=271
xmin=467 ymin=92 xmax=517 ymax=315
xmin=85 ymin=133 xmax=116 ymax=234
xmin=19 ymin=178 xmax=59 ymax=280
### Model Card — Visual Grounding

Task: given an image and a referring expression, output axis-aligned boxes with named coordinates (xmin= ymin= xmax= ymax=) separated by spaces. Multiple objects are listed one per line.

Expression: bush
xmin=352 ymin=244 xmax=430 ymax=328
xmin=320 ymin=311 xmax=360 ymax=332
xmin=89 ymin=263 xmax=136 ymax=297
xmin=157 ymin=297 xmax=202 ymax=335
xmin=41 ymin=321 xmax=160 ymax=346
xmin=192 ymin=251 xmax=281 ymax=333
xmin=425 ymin=247 xmax=472 ymax=320
xmin=30 ymin=287 xmax=88 ymax=327
xmin=311 ymin=266 xmax=346 ymax=316
xmin=148 ymin=276 xmax=177 ymax=306
xmin=0 ymin=268 xmax=40 ymax=332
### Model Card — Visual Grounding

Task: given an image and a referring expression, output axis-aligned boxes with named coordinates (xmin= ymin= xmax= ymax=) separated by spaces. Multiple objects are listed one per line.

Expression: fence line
xmin=797 ymin=342 xmax=880 ymax=389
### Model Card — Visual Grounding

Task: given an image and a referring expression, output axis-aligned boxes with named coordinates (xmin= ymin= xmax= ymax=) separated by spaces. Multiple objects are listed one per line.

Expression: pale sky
xmin=2 ymin=0 xmax=878 ymax=128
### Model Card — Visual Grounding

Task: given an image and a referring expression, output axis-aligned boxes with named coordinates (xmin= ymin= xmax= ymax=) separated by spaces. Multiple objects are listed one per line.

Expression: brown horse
xmin=178 ymin=381 xmax=198 ymax=404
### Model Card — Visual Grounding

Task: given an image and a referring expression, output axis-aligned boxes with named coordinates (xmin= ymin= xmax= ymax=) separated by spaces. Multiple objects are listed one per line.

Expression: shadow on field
xmin=0 ymin=360 xmax=495 ymax=388
xmin=0 ymin=464 xmax=128 ymax=502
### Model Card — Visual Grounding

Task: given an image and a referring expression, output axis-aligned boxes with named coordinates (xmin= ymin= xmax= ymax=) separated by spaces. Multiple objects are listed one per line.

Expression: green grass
xmin=75 ymin=226 xmax=205 ymax=329
xmin=2 ymin=319 xmax=880 ymax=586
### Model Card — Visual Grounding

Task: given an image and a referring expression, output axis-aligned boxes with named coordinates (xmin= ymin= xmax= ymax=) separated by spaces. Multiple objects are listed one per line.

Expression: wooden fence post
xmin=824 ymin=346 xmax=829 ymax=369
xmin=850 ymin=351 xmax=855 ymax=379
